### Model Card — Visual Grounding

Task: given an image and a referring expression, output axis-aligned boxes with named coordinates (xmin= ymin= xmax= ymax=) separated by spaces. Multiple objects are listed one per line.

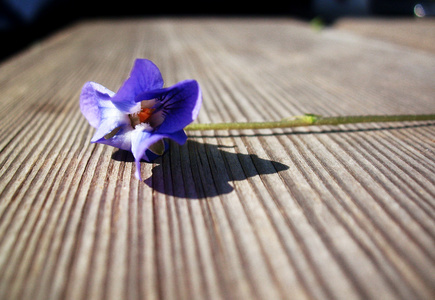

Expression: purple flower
xmin=80 ymin=59 xmax=202 ymax=180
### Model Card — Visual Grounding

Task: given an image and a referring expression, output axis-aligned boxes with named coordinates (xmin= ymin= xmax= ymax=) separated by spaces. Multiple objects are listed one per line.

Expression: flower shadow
xmin=112 ymin=140 xmax=289 ymax=199
xmin=149 ymin=140 xmax=289 ymax=199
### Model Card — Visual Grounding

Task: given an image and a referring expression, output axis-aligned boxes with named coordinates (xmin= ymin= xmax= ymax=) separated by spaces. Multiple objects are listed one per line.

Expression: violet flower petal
xmin=143 ymin=139 xmax=169 ymax=162
xmin=163 ymin=129 xmax=188 ymax=145
xmin=131 ymin=129 xmax=188 ymax=180
xmin=80 ymin=81 xmax=115 ymax=128
xmin=92 ymin=126 xmax=133 ymax=152
xmin=111 ymin=59 xmax=164 ymax=113
xmin=131 ymin=130 xmax=164 ymax=180
xmin=80 ymin=59 xmax=202 ymax=181
xmin=89 ymin=98 xmax=133 ymax=151
xmin=138 ymin=79 xmax=202 ymax=134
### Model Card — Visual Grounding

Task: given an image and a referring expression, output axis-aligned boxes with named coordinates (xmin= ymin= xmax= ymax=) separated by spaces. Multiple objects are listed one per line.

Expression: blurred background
xmin=0 ymin=0 xmax=434 ymax=62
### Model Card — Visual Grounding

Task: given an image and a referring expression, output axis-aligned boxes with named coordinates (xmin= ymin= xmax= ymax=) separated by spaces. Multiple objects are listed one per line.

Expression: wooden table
xmin=0 ymin=18 xmax=434 ymax=300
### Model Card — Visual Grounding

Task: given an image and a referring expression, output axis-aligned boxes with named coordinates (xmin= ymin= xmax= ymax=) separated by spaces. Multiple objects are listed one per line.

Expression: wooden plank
xmin=0 ymin=18 xmax=434 ymax=300
xmin=334 ymin=18 xmax=435 ymax=54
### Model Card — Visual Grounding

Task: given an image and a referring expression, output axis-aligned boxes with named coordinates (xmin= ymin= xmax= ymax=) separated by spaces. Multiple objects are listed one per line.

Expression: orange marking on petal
xmin=138 ymin=108 xmax=154 ymax=123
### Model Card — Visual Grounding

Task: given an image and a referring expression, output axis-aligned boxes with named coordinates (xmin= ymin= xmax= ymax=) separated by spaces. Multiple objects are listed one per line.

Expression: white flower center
xmin=128 ymin=99 xmax=164 ymax=130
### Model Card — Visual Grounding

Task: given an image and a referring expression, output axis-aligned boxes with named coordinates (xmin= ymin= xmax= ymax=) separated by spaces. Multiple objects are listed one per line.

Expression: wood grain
xmin=0 ymin=18 xmax=434 ymax=300
xmin=334 ymin=18 xmax=435 ymax=54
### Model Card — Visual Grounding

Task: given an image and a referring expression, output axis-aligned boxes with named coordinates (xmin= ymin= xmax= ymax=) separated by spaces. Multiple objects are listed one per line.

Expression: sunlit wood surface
xmin=0 ymin=18 xmax=434 ymax=300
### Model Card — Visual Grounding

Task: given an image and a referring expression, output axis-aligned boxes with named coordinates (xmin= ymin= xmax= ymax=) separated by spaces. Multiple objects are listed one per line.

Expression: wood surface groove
xmin=291 ymin=129 xmax=433 ymax=294
xmin=336 ymin=128 xmax=435 ymax=216
xmin=341 ymin=129 xmax=435 ymax=223
xmin=1 ymin=18 xmax=434 ymax=300
xmin=197 ymin=49 xmax=308 ymax=296
xmin=328 ymin=131 xmax=435 ymax=266
xmin=266 ymin=140 xmax=347 ymax=299
xmin=296 ymin=139 xmax=432 ymax=298
xmin=317 ymin=134 xmax=431 ymax=256
xmin=312 ymin=135 xmax=435 ymax=294
xmin=290 ymin=135 xmax=416 ymax=299
xmin=222 ymin=136 xmax=288 ymax=300
xmin=285 ymin=138 xmax=376 ymax=299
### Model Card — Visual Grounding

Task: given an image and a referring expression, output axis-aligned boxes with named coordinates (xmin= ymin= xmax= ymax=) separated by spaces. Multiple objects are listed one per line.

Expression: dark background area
xmin=0 ymin=0 xmax=433 ymax=62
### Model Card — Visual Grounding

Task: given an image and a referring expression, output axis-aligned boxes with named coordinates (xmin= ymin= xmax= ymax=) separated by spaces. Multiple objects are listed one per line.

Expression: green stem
xmin=184 ymin=114 xmax=435 ymax=131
